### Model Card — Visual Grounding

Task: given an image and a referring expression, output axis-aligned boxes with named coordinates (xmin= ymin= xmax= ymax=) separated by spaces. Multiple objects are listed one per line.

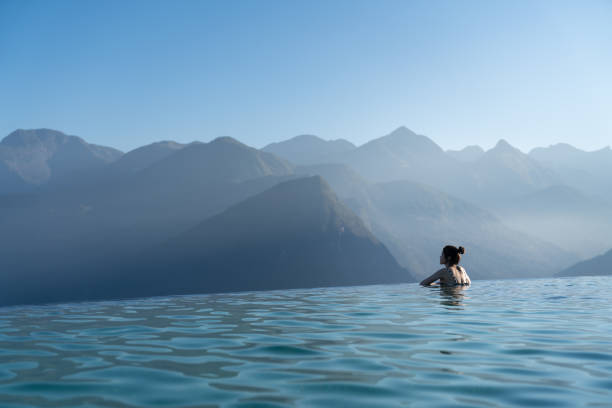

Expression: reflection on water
xmin=0 ymin=276 xmax=611 ymax=407
xmin=438 ymin=285 xmax=469 ymax=308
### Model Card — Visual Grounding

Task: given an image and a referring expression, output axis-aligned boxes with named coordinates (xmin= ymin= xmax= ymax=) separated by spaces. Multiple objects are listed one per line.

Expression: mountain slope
xmin=262 ymin=134 xmax=355 ymax=165
xmin=0 ymin=176 xmax=414 ymax=306
xmin=556 ymin=249 xmax=612 ymax=277
xmin=138 ymin=175 xmax=413 ymax=293
xmin=467 ymin=139 xmax=561 ymax=200
xmin=529 ymin=143 xmax=612 ymax=199
xmin=110 ymin=141 xmax=185 ymax=174
xmin=0 ymin=129 xmax=122 ymax=192
xmin=0 ymin=137 xmax=297 ymax=291
xmin=492 ymin=185 xmax=612 ymax=258
xmin=296 ymin=163 xmax=577 ymax=280
xmin=447 ymin=145 xmax=484 ymax=162
xmin=140 ymin=136 xmax=293 ymax=185
xmin=337 ymin=126 xmax=457 ymax=185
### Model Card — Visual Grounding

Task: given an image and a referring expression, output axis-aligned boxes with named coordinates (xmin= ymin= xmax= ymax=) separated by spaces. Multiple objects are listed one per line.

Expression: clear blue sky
xmin=1 ymin=0 xmax=611 ymax=153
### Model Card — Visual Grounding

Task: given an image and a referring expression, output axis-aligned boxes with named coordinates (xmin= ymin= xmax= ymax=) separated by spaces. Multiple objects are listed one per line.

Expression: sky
xmin=1 ymin=0 xmax=611 ymax=153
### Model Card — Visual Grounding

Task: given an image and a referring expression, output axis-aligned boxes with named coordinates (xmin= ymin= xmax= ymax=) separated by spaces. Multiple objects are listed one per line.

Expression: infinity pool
xmin=1 ymin=277 xmax=611 ymax=407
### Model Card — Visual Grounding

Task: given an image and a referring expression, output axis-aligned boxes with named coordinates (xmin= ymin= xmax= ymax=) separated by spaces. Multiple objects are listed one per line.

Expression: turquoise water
xmin=0 ymin=277 xmax=611 ymax=407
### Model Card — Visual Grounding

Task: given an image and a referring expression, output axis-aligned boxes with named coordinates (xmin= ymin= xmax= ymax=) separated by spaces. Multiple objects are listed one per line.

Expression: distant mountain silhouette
xmin=262 ymin=134 xmax=355 ymax=165
xmin=0 ymin=136 xmax=297 ymax=295
xmin=556 ymin=249 xmax=612 ymax=277
xmin=141 ymin=136 xmax=293 ymax=185
xmin=497 ymin=184 xmax=605 ymax=213
xmin=530 ymin=143 xmax=612 ymax=167
xmin=0 ymin=129 xmax=122 ymax=193
xmin=296 ymin=163 xmax=577 ymax=280
xmin=296 ymin=163 xmax=369 ymax=199
xmin=465 ymin=139 xmax=561 ymax=201
xmin=332 ymin=126 xmax=457 ymax=186
xmin=446 ymin=145 xmax=484 ymax=162
xmin=529 ymin=143 xmax=612 ymax=200
xmin=110 ymin=140 xmax=185 ymax=174
xmin=277 ymin=129 xmax=561 ymax=206
xmin=1 ymin=126 xmax=605 ymax=307
xmin=0 ymin=176 xmax=414 ymax=306
xmin=492 ymin=184 xmax=612 ymax=258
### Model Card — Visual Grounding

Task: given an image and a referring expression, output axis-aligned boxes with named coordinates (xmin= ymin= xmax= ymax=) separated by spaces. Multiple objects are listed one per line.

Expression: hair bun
xmin=458 ymin=246 xmax=465 ymax=254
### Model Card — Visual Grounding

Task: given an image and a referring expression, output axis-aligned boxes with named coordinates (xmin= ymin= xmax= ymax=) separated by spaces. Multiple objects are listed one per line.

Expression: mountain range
xmin=0 ymin=176 xmax=412 ymax=306
xmin=0 ymin=129 xmax=122 ymax=193
xmin=295 ymin=164 xmax=575 ymax=280
xmin=267 ymin=126 xmax=612 ymax=259
xmin=556 ymin=249 xmax=612 ymax=277
xmin=1 ymin=126 xmax=608 ymax=306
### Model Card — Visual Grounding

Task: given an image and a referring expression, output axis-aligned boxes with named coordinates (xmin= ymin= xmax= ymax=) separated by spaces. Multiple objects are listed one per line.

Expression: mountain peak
xmin=490 ymin=139 xmax=522 ymax=154
xmin=209 ymin=136 xmax=245 ymax=146
xmin=2 ymin=128 xmax=72 ymax=147
xmin=495 ymin=139 xmax=512 ymax=148
xmin=387 ymin=126 xmax=418 ymax=138
xmin=366 ymin=126 xmax=442 ymax=154
xmin=262 ymin=134 xmax=355 ymax=165
xmin=0 ymin=128 xmax=122 ymax=188
xmin=290 ymin=134 xmax=325 ymax=143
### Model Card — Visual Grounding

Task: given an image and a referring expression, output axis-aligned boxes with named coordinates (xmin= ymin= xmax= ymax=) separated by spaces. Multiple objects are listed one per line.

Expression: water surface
xmin=1 ymin=277 xmax=611 ymax=407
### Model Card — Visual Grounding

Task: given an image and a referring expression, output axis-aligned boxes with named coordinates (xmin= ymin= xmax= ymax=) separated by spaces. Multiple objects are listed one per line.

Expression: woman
xmin=420 ymin=245 xmax=471 ymax=286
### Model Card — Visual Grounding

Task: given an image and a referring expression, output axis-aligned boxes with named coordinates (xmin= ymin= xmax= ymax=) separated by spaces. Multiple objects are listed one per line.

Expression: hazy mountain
xmin=296 ymin=163 xmax=369 ymax=199
xmin=0 ymin=176 xmax=414 ymax=306
xmin=529 ymin=143 xmax=612 ymax=199
xmin=110 ymin=140 xmax=185 ymax=174
xmin=497 ymin=185 xmax=605 ymax=213
xmin=289 ymin=129 xmax=560 ymax=207
xmin=556 ymin=249 xmax=612 ymax=277
xmin=0 ymin=160 xmax=28 ymax=193
xmin=141 ymin=136 xmax=293 ymax=185
xmin=52 ymin=140 xmax=188 ymax=189
xmin=334 ymin=126 xmax=458 ymax=186
xmin=0 ymin=136 xmax=296 ymax=290
xmin=0 ymin=126 xmax=597 ymax=306
xmin=458 ymin=139 xmax=562 ymax=203
xmin=492 ymin=185 xmax=612 ymax=258
xmin=268 ymin=129 xmax=561 ymax=203
xmin=0 ymin=129 xmax=122 ymax=192
xmin=296 ymin=163 xmax=577 ymax=280
xmin=262 ymin=134 xmax=355 ymax=165
xmin=446 ymin=145 xmax=484 ymax=162
xmin=529 ymin=143 xmax=612 ymax=168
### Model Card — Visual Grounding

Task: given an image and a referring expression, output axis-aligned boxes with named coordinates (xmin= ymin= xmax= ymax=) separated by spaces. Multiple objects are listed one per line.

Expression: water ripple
xmin=0 ymin=277 xmax=611 ymax=407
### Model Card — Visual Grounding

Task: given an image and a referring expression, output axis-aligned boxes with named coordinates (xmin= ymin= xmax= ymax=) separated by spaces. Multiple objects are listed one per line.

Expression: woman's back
xmin=441 ymin=265 xmax=470 ymax=286
xmin=419 ymin=245 xmax=471 ymax=287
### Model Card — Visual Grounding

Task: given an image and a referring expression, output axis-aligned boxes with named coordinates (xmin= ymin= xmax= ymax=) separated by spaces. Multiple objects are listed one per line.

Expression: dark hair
xmin=443 ymin=245 xmax=465 ymax=265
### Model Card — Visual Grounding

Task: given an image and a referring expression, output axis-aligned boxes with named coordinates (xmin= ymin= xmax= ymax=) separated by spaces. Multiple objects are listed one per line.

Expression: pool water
xmin=1 ymin=277 xmax=611 ymax=407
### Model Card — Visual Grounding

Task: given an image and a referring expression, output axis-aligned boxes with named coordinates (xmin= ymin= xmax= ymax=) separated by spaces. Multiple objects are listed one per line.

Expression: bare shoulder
xmin=434 ymin=267 xmax=448 ymax=277
xmin=420 ymin=268 xmax=447 ymax=286
xmin=459 ymin=266 xmax=471 ymax=283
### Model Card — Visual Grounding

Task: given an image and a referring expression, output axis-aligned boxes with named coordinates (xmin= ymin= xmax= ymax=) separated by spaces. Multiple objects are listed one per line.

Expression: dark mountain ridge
xmin=0 ymin=136 xmax=297 ymax=291
xmin=556 ymin=249 xmax=612 ymax=277
xmin=295 ymin=163 xmax=577 ymax=280
xmin=0 ymin=176 xmax=414 ymax=306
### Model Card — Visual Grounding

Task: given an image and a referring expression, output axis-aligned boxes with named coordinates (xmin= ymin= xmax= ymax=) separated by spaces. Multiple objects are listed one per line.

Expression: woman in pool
xmin=420 ymin=245 xmax=471 ymax=286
